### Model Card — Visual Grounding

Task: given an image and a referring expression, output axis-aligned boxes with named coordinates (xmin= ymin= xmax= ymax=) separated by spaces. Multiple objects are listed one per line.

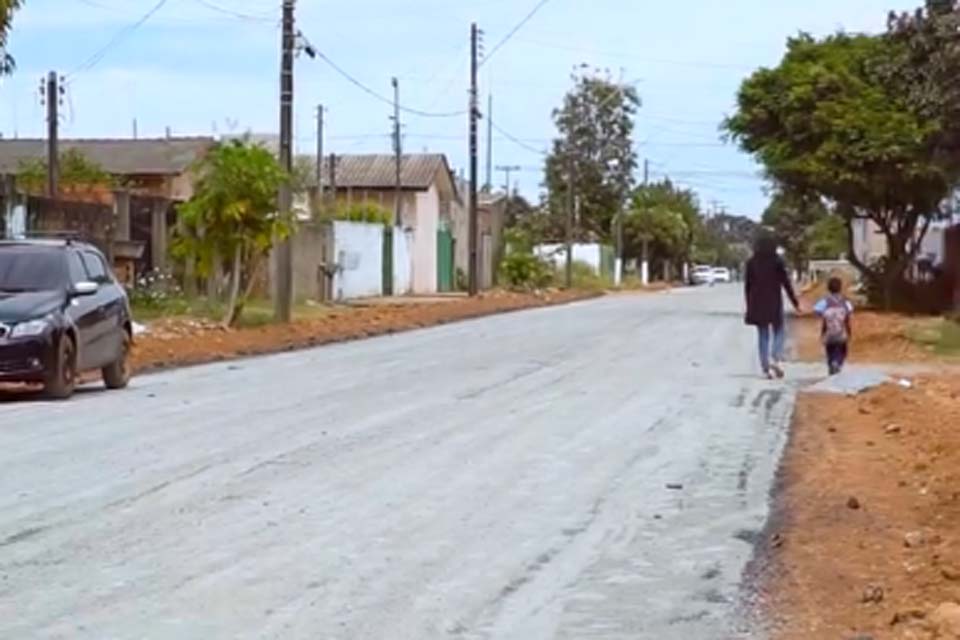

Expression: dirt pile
xmin=763 ymin=376 xmax=960 ymax=639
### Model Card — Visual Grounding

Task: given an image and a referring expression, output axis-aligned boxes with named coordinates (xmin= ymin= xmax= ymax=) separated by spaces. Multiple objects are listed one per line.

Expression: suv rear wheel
xmin=44 ymin=336 xmax=77 ymax=400
xmin=102 ymin=330 xmax=131 ymax=390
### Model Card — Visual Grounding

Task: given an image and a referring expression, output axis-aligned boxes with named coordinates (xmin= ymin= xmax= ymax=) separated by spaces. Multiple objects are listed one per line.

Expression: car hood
xmin=0 ymin=290 xmax=65 ymax=323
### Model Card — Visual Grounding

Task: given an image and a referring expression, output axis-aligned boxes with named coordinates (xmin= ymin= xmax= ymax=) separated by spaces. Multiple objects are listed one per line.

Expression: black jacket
xmin=744 ymin=255 xmax=799 ymax=326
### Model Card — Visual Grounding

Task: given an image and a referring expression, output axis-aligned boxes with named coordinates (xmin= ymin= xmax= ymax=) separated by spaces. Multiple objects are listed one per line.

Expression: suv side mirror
xmin=71 ymin=281 xmax=99 ymax=297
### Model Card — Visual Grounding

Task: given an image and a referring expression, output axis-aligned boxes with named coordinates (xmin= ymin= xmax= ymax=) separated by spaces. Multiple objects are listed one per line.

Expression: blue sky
xmin=1 ymin=0 xmax=919 ymax=217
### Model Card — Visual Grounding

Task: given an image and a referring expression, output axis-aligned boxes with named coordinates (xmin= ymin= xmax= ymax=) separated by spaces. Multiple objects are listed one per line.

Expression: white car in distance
xmin=691 ymin=265 xmax=714 ymax=285
xmin=711 ymin=267 xmax=732 ymax=283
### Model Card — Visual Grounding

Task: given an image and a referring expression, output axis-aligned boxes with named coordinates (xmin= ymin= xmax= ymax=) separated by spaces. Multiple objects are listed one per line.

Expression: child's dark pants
xmin=825 ymin=341 xmax=848 ymax=375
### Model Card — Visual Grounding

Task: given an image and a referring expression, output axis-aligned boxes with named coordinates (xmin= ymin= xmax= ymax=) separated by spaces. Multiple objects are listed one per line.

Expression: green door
xmin=437 ymin=228 xmax=454 ymax=293
xmin=382 ymin=225 xmax=394 ymax=296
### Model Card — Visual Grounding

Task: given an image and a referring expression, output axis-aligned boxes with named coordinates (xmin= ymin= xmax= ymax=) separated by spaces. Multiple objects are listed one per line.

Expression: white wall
xmin=411 ymin=185 xmax=440 ymax=294
xmin=535 ymin=243 xmax=603 ymax=274
xmin=393 ymin=228 xmax=414 ymax=295
xmin=332 ymin=221 xmax=383 ymax=301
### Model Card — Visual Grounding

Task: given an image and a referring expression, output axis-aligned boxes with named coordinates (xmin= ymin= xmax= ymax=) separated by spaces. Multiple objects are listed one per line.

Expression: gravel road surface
xmin=0 ymin=286 xmax=796 ymax=639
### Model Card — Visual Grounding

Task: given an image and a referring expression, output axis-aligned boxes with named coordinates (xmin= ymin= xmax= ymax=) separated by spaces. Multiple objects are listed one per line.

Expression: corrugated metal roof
xmin=0 ymin=137 xmax=215 ymax=176
xmin=321 ymin=154 xmax=452 ymax=191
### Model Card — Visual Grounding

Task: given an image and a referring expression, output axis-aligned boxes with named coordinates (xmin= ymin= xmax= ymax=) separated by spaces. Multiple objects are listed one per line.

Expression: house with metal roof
xmin=316 ymin=153 xmax=459 ymax=295
xmin=0 ymin=137 xmax=215 ymax=201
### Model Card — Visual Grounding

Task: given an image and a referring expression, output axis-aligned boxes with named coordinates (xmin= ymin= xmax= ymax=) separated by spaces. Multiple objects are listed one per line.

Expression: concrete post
xmin=150 ymin=198 xmax=168 ymax=271
xmin=113 ymin=189 xmax=131 ymax=241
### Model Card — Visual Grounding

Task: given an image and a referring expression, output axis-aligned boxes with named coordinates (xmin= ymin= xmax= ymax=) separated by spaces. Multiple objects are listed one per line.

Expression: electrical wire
xmin=191 ymin=0 xmax=277 ymax=23
xmin=480 ymin=0 xmax=553 ymax=67
xmin=490 ymin=119 xmax=549 ymax=156
xmin=314 ymin=50 xmax=466 ymax=119
xmin=66 ymin=0 xmax=169 ymax=80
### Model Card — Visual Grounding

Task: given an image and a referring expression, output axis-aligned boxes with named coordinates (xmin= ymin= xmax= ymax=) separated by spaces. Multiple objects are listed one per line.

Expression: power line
xmin=314 ymin=50 xmax=466 ymax=119
xmin=490 ymin=119 xmax=548 ymax=156
xmin=480 ymin=0 xmax=553 ymax=67
xmin=67 ymin=0 xmax=169 ymax=80
xmin=191 ymin=0 xmax=277 ymax=23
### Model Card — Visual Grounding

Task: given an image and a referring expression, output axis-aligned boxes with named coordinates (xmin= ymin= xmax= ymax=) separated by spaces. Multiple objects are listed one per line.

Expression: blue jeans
xmin=757 ymin=323 xmax=785 ymax=372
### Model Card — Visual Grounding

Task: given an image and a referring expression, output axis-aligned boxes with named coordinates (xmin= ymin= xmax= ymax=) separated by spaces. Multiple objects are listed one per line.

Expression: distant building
xmin=314 ymin=153 xmax=459 ymax=295
xmin=0 ymin=137 xmax=215 ymax=201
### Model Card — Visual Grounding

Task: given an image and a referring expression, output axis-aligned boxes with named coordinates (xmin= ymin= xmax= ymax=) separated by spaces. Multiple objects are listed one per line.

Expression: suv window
xmin=67 ymin=251 xmax=88 ymax=284
xmin=0 ymin=248 xmax=69 ymax=292
xmin=80 ymin=251 xmax=110 ymax=283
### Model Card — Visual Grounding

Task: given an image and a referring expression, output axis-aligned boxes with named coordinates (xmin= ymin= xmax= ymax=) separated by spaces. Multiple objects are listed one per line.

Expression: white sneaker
xmin=770 ymin=362 xmax=785 ymax=379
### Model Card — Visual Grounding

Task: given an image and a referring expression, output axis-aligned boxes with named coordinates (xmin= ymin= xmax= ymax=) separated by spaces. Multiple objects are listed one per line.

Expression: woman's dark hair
xmin=753 ymin=233 xmax=778 ymax=258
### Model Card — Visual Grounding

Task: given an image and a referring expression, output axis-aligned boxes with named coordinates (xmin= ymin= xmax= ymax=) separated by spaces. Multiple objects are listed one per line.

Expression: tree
xmin=175 ymin=140 xmax=291 ymax=327
xmin=761 ymin=190 xmax=832 ymax=272
xmin=503 ymin=192 xmax=534 ymax=229
xmin=723 ymin=31 xmax=955 ymax=307
xmin=623 ymin=179 xmax=701 ymax=278
xmin=544 ymin=68 xmax=640 ymax=240
xmin=809 ymin=214 xmax=847 ymax=260
xmin=0 ymin=0 xmax=23 ymax=75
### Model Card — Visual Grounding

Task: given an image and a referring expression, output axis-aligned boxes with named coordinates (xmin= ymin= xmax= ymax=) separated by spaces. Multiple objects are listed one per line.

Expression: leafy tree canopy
xmin=0 ymin=0 xmax=23 ymax=75
xmin=724 ymin=26 xmax=957 ymax=300
xmin=544 ymin=67 xmax=640 ymax=240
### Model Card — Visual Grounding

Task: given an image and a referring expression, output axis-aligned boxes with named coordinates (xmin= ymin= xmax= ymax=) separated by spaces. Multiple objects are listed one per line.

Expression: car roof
xmin=0 ymin=239 xmax=99 ymax=252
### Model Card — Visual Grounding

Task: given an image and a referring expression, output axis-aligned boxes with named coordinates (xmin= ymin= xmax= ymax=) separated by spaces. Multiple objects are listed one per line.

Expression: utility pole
xmin=468 ymin=23 xmax=480 ymax=296
xmin=485 ymin=94 xmax=493 ymax=191
xmin=392 ymin=77 xmax=402 ymax=228
xmin=565 ymin=159 xmax=574 ymax=289
xmin=641 ymin=158 xmax=650 ymax=286
xmin=315 ymin=104 xmax=323 ymax=194
xmin=385 ymin=76 xmax=402 ymax=297
xmin=497 ymin=164 xmax=520 ymax=226
xmin=45 ymin=71 xmax=59 ymax=199
xmin=496 ymin=165 xmax=520 ymax=194
xmin=273 ymin=0 xmax=295 ymax=323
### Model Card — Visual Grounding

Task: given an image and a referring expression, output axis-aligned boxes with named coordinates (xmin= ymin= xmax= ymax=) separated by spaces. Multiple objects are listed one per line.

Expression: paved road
xmin=0 ymin=286 xmax=797 ymax=639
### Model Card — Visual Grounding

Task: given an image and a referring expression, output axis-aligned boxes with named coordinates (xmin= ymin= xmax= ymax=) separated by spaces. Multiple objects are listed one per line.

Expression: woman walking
xmin=744 ymin=235 xmax=801 ymax=379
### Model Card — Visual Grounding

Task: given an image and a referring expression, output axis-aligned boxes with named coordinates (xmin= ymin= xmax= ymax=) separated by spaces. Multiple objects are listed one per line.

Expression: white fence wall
xmin=393 ymin=228 xmax=414 ymax=295
xmin=535 ymin=243 xmax=603 ymax=274
xmin=333 ymin=221 xmax=384 ymax=301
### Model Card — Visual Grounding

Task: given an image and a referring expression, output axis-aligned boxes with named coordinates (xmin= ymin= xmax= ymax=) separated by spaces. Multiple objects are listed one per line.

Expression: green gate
xmin=382 ymin=225 xmax=394 ymax=296
xmin=437 ymin=227 xmax=454 ymax=293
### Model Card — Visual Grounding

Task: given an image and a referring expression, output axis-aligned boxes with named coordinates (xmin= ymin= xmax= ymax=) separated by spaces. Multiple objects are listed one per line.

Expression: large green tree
xmin=724 ymin=30 xmax=955 ymax=306
xmin=544 ymin=68 xmax=640 ymax=240
xmin=624 ymin=179 xmax=702 ymax=277
xmin=176 ymin=140 xmax=291 ymax=327
xmin=1 ymin=0 xmax=22 ymax=75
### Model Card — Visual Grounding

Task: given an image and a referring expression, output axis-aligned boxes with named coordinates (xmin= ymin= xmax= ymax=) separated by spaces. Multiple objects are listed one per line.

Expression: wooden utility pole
xmin=641 ymin=158 xmax=650 ymax=286
xmin=274 ymin=0 xmax=295 ymax=322
xmin=45 ymin=71 xmax=59 ymax=199
xmin=485 ymin=94 xmax=493 ymax=191
xmin=565 ymin=159 xmax=574 ymax=289
xmin=468 ymin=23 xmax=480 ymax=296
xmin=392 ymin=77 xmax=402 ymax=228
xmin=316 ymin=104 xmax=323 ymax=194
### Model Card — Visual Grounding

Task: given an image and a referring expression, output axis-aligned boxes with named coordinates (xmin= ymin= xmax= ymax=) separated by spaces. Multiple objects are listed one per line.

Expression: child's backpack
xmin=822 ymin=296 xmax=849 ymax=344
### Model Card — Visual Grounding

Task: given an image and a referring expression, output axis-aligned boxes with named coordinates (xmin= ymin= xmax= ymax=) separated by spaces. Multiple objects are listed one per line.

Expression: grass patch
xmin=909 ymin=317 xmax=960 ymax=356
xmin=131 ymin=296 xmax=334 ymax=327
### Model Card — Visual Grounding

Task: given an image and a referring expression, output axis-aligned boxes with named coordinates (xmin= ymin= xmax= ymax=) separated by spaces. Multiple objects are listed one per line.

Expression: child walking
xmin=814 ymin=277 xmax=853 ymax=375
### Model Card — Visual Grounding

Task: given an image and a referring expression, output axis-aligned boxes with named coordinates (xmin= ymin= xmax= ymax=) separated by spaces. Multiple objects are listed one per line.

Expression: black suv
xmin=0 ymin=239 xmax=133 ymax=399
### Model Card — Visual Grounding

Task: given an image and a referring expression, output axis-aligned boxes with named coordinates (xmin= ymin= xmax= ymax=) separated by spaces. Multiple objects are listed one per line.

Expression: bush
xmin=568 ymin=260 xmax=608 ymax=291
xmin=126 ymin=269 xmax=187 ymax=313
xmin=499 ymin=252 xmax=554 ymax=290
xmin=326 ymin=202 xmax=392 ymax=225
